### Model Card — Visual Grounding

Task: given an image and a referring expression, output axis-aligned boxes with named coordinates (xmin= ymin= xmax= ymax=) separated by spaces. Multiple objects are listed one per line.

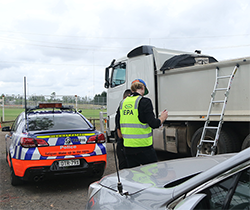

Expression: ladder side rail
xmin=224 ymin=65 xmax=239 ymax=98
xmin=211 ymin=120 xmax=223 ymax=155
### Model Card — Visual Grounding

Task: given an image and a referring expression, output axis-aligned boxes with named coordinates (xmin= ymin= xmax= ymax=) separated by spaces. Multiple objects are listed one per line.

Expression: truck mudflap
xmin=99 ymin=112 xmax=114 ymax=142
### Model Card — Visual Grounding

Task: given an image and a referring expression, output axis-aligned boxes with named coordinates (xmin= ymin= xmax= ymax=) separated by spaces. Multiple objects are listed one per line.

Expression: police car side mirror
xmin=2 ymin=126 xmax=11 ymax=132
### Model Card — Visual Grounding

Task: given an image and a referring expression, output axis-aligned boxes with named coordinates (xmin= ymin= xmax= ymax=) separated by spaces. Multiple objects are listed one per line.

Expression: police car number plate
xmin=59 ymin=159 xmax=80 ymax=167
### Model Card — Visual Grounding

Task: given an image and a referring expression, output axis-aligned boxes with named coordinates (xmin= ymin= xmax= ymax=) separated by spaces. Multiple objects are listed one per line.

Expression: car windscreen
xmin=27 ymin=112 xmax=90 ymax=131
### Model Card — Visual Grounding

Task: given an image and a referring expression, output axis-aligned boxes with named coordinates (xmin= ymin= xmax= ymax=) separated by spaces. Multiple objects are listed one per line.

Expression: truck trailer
xmin=102 ymin=45 xmax=250 ymax=156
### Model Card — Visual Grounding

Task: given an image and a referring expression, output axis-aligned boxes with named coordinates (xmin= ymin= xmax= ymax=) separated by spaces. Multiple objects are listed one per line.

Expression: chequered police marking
xmin=10 ymin=142 xmax=106 ymax=160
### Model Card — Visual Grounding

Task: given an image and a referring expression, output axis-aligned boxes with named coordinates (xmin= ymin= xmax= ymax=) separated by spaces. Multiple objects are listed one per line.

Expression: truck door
xmin=107 ymin=62 xmax=127 ymax=133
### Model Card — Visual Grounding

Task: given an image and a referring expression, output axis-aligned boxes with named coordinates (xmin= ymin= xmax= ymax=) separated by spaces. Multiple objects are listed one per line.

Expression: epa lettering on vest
xmin=123 ymin=109 xmax=134 ymax=115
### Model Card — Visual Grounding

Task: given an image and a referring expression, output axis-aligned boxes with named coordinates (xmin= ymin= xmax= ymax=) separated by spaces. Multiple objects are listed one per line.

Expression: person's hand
xmin=117 ymin=128 xmax=123 ymax=139
xmin=159 ymin=110 xmax=168 ymax=124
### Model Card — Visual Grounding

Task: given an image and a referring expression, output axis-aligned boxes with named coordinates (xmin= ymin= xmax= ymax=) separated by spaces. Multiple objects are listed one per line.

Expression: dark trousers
xmin=124 ymin=147 xmax=158 ymax=168
xmin=116 ymin=138 xmax=128 ymax=170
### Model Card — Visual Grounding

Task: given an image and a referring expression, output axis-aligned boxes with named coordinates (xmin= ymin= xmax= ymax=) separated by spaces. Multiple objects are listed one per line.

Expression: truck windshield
xmin=111 ymin=63 xmax=126 ymax=87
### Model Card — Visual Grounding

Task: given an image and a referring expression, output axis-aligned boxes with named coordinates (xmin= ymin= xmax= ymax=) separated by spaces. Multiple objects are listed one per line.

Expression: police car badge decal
xmin=65 ymin=137 xmax=72 ymax=145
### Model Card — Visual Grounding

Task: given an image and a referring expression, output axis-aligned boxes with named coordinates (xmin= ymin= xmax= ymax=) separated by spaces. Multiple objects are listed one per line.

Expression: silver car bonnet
xmin=87 ymin=153 xmax=239 ymax=209
xmin=99 ymin=154 xmax=233 ymax=194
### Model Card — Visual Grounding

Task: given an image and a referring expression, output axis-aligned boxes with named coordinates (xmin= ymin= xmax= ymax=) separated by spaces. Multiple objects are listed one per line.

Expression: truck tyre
xmin=191 ymin=127 xmax=235 ymax=156
xmin=241 ymin=134 xmax=250 ymax=150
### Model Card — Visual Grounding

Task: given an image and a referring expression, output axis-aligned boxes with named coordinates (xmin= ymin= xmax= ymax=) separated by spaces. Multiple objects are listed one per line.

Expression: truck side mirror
xmin=104 ymin=81 xmax=109 ymax=88
xmin=104 ymin=59 xmax=116 ymax=89
xmin=105 ymin=67 xmax=110 ymax=88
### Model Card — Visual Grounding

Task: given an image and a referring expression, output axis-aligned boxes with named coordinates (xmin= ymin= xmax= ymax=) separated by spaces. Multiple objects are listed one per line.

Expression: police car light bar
xmin=38 ymin=103 xmax=62 ymax=108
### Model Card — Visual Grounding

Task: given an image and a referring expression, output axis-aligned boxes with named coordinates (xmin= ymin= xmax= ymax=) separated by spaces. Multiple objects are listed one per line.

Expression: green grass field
xmin=0 ymin=107 xmax=24 ymax=121
xmin=0 ymin=107 xmax=106 ymax=130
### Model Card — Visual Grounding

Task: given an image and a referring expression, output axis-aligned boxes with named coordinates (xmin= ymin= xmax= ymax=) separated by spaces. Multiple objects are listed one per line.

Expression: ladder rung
xmin=215 ymin=88 xmax=227 ymax=91
xmin=204 ymin=126 xmax=218 ymax=129
xmin=197 ymin=153 xmax=212 ymax=157
xmin=209 ymin=113 xmax=222 ymax=116
xmin=217 ymin=75 xmax=231 ymax=79
xmin=212 ymin=100 xmax=224 ymax=103
xmin=200 ymin=139 xmax=215 ymax=143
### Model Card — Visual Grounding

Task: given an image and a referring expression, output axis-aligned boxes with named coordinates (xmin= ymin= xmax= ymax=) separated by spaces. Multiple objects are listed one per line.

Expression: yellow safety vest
xmin=120 ymin=95 xmax=153 ymax=147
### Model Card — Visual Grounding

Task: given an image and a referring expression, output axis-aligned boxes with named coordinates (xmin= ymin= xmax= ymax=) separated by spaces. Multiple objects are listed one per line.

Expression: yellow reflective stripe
xmin=36 ymin=133 xmax=95 ymax=138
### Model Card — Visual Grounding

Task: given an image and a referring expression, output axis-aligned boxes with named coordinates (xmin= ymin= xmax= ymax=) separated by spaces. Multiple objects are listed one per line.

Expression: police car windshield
xmin=27 ymin=113 xmax=90 ymax=131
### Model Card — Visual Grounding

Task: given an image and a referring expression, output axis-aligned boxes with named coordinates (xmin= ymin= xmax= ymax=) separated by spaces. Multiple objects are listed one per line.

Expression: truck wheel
xmin=191 ymin=127 xmax=235 ymax=156
xmin=241 ymin=134 xmax=250 ymax=150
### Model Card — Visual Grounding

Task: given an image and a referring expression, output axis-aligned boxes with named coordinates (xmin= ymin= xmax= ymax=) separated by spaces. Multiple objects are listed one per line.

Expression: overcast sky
xmin=0 ymin=0 xmax=249 ymax=98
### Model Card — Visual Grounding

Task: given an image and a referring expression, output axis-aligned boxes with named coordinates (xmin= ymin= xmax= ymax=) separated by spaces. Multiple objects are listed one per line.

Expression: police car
xmin=2 ymin=103 xmax=107 ymax=186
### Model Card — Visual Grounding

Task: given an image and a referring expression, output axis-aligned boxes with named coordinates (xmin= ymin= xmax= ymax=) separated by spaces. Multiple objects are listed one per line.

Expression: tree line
xmin=1 ymin=91 xmax=107 ymax=106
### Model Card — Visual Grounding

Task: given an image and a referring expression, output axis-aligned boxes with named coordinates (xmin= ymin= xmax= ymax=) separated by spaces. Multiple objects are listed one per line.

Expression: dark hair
xmin=123 ymin=89 xmax=132 ymax=99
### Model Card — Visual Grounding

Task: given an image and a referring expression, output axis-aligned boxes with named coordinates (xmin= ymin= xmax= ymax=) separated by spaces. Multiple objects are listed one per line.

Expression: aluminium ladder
xmin=196 ymin=64 xmax=239 ymax=157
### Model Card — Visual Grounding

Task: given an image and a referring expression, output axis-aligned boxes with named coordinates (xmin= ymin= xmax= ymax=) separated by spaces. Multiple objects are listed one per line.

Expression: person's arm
xmin=115 ymin=105 xmax=122 ymax=129
xmin=138 ymin=98 xmax=168 ymax=128
xmin=115 ymin=106 xmax=123 ymax=139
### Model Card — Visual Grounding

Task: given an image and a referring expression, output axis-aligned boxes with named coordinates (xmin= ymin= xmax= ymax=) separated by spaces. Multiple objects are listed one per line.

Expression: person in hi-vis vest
xmin=117 ymin=79 xmax=168 ymax=168
xmin=115 ymin=89 xmax=132 ymax=170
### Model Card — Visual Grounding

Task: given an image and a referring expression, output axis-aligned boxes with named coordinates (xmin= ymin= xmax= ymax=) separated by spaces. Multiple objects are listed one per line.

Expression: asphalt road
xmin=0 ymin=130 xmax=186 ymax=210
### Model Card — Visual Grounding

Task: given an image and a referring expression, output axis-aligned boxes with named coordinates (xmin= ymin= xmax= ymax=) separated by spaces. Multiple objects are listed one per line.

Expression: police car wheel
xmin=10 ymin=166 xmax=22 ymax=186
xmin=93 ymin=167 xmax=105 ymax=179
xmin=5 ymin=149 xmax=8 ymax=163
xmin=9 ymin=156 xmax=22 ymax=186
